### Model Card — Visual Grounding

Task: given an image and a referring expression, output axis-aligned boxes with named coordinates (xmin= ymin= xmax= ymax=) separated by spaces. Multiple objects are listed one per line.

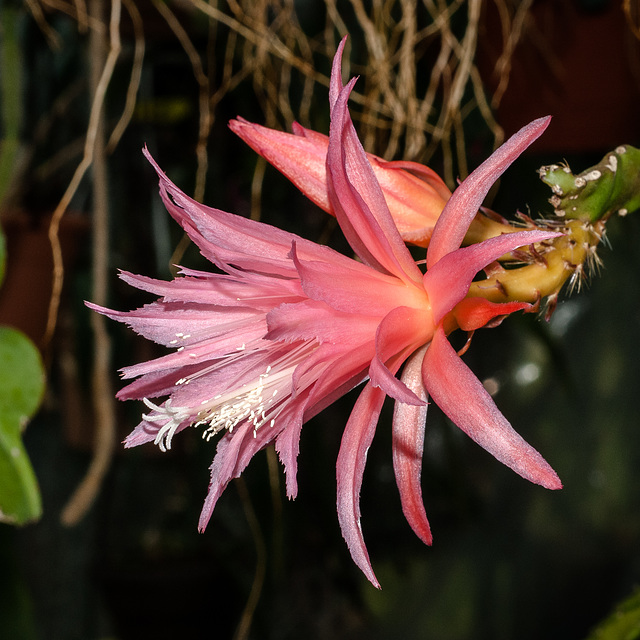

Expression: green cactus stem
xmin=465 ymin=144 xmax=640 ymax=318
xmin=539 ymin=145 xmax=640 ymax=223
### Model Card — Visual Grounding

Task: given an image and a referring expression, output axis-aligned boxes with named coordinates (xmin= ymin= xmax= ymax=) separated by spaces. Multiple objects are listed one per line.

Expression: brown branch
xmin=60 ymin=0 xmax=119 ymax=527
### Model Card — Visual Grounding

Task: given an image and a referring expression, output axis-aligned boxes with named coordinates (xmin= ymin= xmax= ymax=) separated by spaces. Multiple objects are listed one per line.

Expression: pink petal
xmin=379 ymin=158 xmax=451 ymax=203
xmin=231 ymin=119 xmax=450 ymax=247
xmin=424 ymin=229 xmax=561 ymax=324
xmin=143 ymin=148 xmax=357 ymax=279
xmin=198 ymin=419 xmax=282 ymax=531
xmin=327 ymin=79 xmax=423 ymax=283
xmin=366 ymin=155 xmax=450 ymax=246
xmin=86 ymin=300 xmax=263 ymax=349
xmin=273 ymin=398 xmax=313 ymax=499
xmin=198 ymin=395 xmax=307 ymax=532
xmin=336 ymin=382 xmax=385 ymax=588
xmin=229 ymin=117 xmax=331 ymax=213
xmin=118 ymin=269 xmax=304 ymax=308
xmin=266 ymin=299 xmax=379 ymax=346
xmin=422 ymin=326 xmax=562 ymax=490
xmin=450 ymin=298 xmax=531 ymax=332
xmin=369 ymin=306 xmax=431 ymax=405
xmin=291 ymin=242 xmax=421 ymax=316
xmin=392 ymin=345 xmax=432 ymax=545
xmin=116 ymin=328 xmax=266 ymax=381
xmin=329 ymin=36 xmax=348 ymax=112
xmin=427 ymin=117 xmax=551 ymax=268
xmin=297 ymin=343 xmax=372 ymax=419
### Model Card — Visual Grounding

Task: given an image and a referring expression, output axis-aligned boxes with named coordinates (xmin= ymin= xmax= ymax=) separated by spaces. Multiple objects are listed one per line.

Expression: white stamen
xmin=142 ymin=398 xmax=190 ymax=452
xmin=143 ymin=342 xmax=317 ymax=451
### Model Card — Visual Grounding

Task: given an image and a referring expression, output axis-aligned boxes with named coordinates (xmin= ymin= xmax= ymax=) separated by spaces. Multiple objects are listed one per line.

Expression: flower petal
xmin=143 ymin=147 xmax=359 ymax=279
xmin=198 ymin=418 xmax=283 ymax=531
xmin=427 ymin=117 xmax=551 ymax=268
xmin=229 ymin=116 xmax=331 ymax=213
xmin=424 ymin=229 xmax=561 ymax=324
xmin=118 ymin=269 xmax=304 ymax=308
xmin=392 ymin=345 xmax=432 ymax=545
xmin=366 ymin=155 xmax=450 ymax=246
xmin=422 ymin=326 xmax=562 ymax=490
xmin=266 ymin=299 xmax=379 ymax=345
xmin=329 ymin=36 xmax=348 ymax=112
xmin=327 ymin=79 xmax=423 ymax=283
xmin=369 ymin=306 xmax=431 ymax=405
xmin=449 ymin=297 xmax=531 ymax=332
xmin=291 ymin=242 xmax=423 ymax=316
xmin=336 ymin=382 xmax=385 ymax=588
xmin=230 ymin=118 xmax=450 ymax=247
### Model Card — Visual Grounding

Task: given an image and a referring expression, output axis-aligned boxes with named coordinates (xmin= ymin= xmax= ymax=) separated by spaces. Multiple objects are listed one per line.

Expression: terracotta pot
xmin=0 ymin=210 xmax=89 ymax=347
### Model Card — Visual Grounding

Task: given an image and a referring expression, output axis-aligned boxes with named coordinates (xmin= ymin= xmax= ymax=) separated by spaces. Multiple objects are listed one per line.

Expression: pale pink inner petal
xmin=266 ymin=299 xmax=380 ymax=346
xmin=392 ymin=345 xmax=432 ymax=545
xmin=292 ymin=245 xmax=426 ymax=316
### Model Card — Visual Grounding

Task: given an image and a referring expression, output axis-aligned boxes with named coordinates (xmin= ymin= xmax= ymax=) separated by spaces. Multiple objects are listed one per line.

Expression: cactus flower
xmin=89 ymin=40 xmax=562 ymax=587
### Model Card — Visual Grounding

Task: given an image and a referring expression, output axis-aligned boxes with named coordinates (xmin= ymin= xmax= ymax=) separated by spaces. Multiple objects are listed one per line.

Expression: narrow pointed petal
xmin=143 ymin=147 xmax=358 ymax=278
xmin=392 ymin=345 xmax=432 ymax=545
xmin=329 ymin=36 xmax=348 ymax=112
xmin=198 ymin=420 xmax=282 ymax=531
xmin=336 ymin=383 xmax=385 ymax=588
xmin=422 ymin=326 xmax=562 ymax=490
xmin=427 ymin=117 xmax=551 ymax=268
xmin=272 ymin=401 xmax=310 ymax=500
xmin=327 ymin=79 xmax=423 ymax=283
xmin=117 ymin=269 xmax=301 ymax=308
xmin=424 ymin=229 xmax=561 ymax=324
xmin=449 ymin=298 xmax=531 ymax=332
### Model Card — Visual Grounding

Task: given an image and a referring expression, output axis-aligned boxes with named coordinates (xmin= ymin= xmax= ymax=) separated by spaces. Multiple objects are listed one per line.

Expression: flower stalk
xmin=467 ymin=145 xmax=640 ymax=316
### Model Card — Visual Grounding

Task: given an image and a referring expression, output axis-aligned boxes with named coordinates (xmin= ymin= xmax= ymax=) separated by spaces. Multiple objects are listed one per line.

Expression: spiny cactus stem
xmin=467 ymin=220 xmax=605 ymax=315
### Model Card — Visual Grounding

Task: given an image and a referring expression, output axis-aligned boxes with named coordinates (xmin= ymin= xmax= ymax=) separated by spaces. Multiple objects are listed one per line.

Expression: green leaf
xmin=585 ymin=587 xmax=640 ymax=640
xmin=0 ymin=326 xmax=45 ymax=525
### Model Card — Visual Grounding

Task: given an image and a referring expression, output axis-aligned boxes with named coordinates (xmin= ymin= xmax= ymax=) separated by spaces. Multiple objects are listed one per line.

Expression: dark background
xmin=1 ymin=0 xmax=640 ymax=638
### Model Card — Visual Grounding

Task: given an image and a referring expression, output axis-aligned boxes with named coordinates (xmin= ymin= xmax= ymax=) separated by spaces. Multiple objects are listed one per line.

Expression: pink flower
xmin=229 ymin=119 xmax=451 ymax=248
xmin=89 ymin=40 xmax=562 ymax=587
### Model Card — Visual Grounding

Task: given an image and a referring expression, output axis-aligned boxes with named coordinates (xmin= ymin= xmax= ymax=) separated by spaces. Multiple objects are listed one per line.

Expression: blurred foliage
xmin=0 ymin=223 xmax=45 ymax=525
xmin=0 ymin=324 xmax=44 ymax=525
xmin=585 ymin=586 xmax=640 ymax=640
